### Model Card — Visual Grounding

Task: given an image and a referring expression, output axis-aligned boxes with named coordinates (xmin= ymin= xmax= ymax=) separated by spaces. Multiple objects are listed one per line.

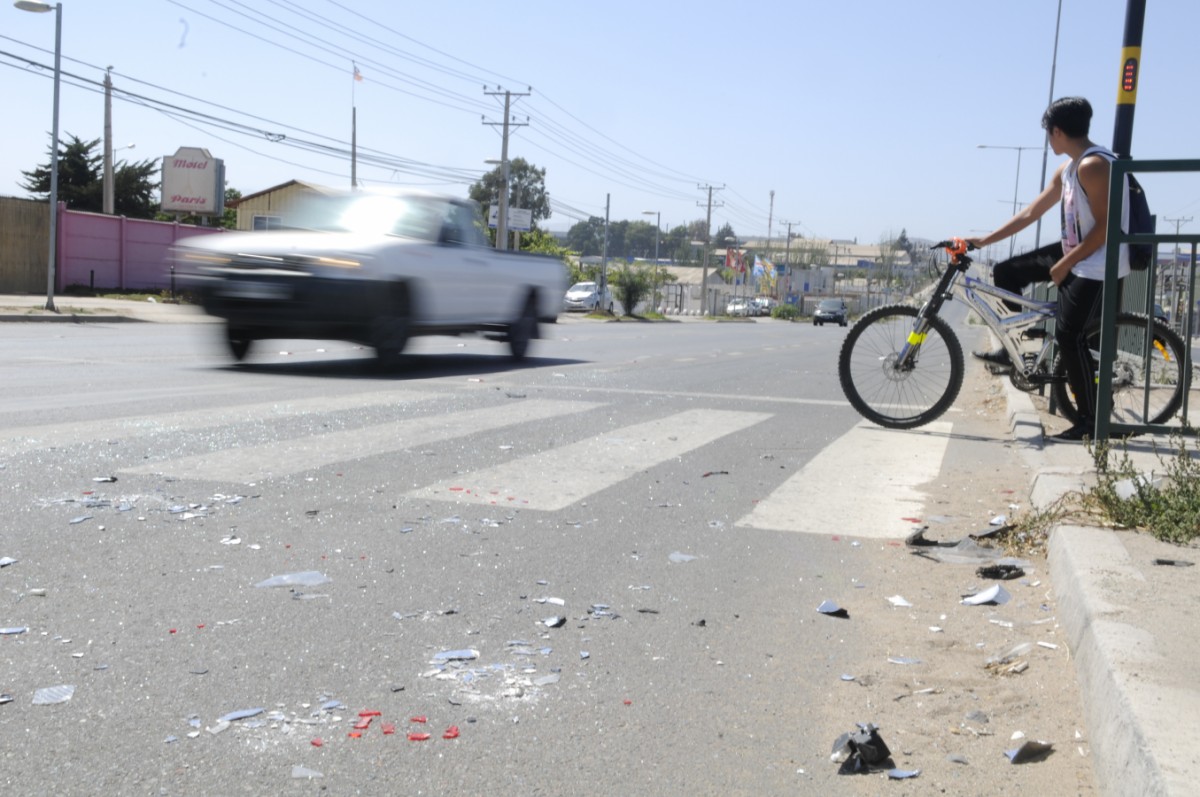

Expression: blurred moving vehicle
xmin=813 ymin=298 xmax=849 ymax=327
xmin=563 ymin=281 xmax=613 ymax=313
xmin=176 ymin=190 xmax=568 ymax=365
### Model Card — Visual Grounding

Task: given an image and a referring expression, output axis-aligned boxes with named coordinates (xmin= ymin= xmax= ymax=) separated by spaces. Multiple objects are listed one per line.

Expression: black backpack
xmin=1126 ymin=173 xmax=1155 ymax=271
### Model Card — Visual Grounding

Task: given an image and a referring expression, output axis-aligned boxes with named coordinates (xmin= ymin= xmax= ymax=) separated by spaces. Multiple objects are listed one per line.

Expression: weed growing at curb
xmin=1083 ymin=435 xmax=1200 ymax=544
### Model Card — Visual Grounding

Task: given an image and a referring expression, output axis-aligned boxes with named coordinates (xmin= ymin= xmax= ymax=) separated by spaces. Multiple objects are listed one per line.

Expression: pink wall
xmin=56 ymin=206 xmax=224 ymax=291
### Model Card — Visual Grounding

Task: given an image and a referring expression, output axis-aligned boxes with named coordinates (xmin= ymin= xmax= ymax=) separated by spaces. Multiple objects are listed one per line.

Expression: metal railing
xmin=1096 ymin=158 xmax=1200 ymax=440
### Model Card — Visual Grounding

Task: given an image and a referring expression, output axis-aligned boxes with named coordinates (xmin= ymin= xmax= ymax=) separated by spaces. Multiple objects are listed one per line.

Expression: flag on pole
xmin=753 ymin=256 xmax=766 ymax=277
xmin=353 ymin=63 xmax=364 ymax=82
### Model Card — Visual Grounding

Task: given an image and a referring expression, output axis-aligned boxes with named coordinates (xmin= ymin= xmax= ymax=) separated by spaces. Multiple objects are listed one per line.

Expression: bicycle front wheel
xmin=1052 ymin=312 xmax=1190 ymax=427
xmin=838 ymin=304 xmax=964 ymax=429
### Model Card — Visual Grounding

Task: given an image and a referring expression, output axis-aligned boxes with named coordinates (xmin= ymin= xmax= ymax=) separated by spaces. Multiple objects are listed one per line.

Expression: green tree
xmin=519 ymin=228 xmax=571 ymax=262
xmin=21 ymin=132 xmax=162 ymax=219
xmin=566 ymin=216 xmax=605 ymax=256
xmin=713 ymin=222 xmax=737 ymax=247
xmin=612 ymin=262 xmax=654 ymax=316
xmin=467 ymin=157 xmax=550 ymax=237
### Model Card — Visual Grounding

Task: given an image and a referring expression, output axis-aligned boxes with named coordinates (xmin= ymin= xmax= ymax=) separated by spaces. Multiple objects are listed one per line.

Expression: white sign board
xmin=161 ymin=146 xmax=224 ymax=215
xmin=487 ymin=205 xmax=533 ymax=232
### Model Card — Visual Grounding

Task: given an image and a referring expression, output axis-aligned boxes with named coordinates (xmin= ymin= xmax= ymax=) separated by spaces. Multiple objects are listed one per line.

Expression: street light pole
xmin=643 ymin=210 xmax=659 ymax=312
xmin=16 ymin=1 xmax=62 ymax=311
xmin=977 ymin=144 xmax=1039 ymax=260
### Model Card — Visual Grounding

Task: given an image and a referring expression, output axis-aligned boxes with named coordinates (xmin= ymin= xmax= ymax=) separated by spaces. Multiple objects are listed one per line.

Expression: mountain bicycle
xmin=838 ymin=238 xmax=1189 ymax=430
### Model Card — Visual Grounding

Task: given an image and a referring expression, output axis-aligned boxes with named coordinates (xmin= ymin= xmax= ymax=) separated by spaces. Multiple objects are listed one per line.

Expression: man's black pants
xmin=992 ymin=242 xmax=1063 ymax=312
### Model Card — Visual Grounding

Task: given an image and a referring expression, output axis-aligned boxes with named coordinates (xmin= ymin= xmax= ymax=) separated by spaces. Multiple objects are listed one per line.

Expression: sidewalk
xmin=0 ymin=293 xmax=214 ymax=324
xmin=999 ymin=372 xmax=1199 ymax=797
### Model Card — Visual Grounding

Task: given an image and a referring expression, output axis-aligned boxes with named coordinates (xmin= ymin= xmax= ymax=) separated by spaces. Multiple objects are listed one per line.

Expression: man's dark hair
xmin=1041 ymin=97 xmax=1093 ymax=138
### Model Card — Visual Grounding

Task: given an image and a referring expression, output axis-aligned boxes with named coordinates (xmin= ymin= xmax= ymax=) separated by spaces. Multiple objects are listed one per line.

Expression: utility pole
xmin=779 ymin=219 xmax=797 ymax=301
xmin=1163 ymin=215 xmax=1192 ymax=326
xmin=600 ymin=193 xmax=611 ymax=305
xmin=483 ymin=87 xmax=530 ymax=250
xmin=103 ymin=66 xmax=113 ymax=214
xmin=697 ymin=184 xmax=724 ymax=315
xmin=765 ymin=189 xmax=775 ymax=299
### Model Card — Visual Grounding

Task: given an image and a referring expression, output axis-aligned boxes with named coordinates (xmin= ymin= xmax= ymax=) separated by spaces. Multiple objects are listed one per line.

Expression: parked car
xmin=726 ymin=297 xmax=753 ymax=317
xmin=751 ymin=296 xmax=777 ymax=316
xmin=176 ymin=190 xmax=568 ymax=365
xmin=1154 ymin=303 xmax=1170 ymax=324
xmin=813 ymin=298 xmax=848 ymax=327
xmin=563 ymin=281 xmax=614 ymax=313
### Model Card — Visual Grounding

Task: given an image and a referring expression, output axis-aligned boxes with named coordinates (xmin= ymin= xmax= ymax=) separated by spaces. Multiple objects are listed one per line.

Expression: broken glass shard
xmin=432 ymin=649 xmax=479 ymax=663
xmin=962 ymin=584 xmax=1011 ymax=606
xmin=32 ymin=685 xmax=75 ymax=705
xmin=220 ymin=708 xmax=264 ymax=722
xmin=69 ymin=515 xmax=92 ymax=525
xmin=0 ymin=627 xmax=29 ymax=636
xmin=533 ymin=674 xmax=560 ymax=687
xmin=887 ymin=769 xmax=920 ymax=779
xmin=254 ymin=571 xmax=330 ymax=589
xmin=1005 ymin=739 xmax=1054 ymax=764
xmin=817 ymin=600 xmax=849 ymax=619
xmin=886 ymin=595 xmax=913 ymax=608
xmin=0 ymin=556 xmax=16 ymax=568
xmin=291 ymin=766 xmax=324 ymax=779
xmin=888 ymin=656 xmax=922 ymax=665
xmin=542 ymin=616 xmax=566 ymax=628
xmin=668 ymin=551 xmax=697 ymax=564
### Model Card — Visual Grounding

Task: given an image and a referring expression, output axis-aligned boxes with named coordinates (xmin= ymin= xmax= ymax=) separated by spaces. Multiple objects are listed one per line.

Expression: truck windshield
xmin=288 ymin=195 xmax=445 ymax=240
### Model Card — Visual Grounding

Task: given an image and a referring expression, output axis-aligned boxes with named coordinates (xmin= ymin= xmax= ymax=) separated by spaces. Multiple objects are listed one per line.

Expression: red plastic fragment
xmin=311 ymin=738 xmax=323 ymax=747
xmin=623 ymin=699 xmax=632 ymax=706
xmin=358 ymin=710 xmax=382 ymax=717
xmin=348 ymin=731 xmax=362 ymax=739
xmin=410 ymin=715 xmax=427 ymax=724
xmin=353 ymin=718 xmax=372 ymax=730
xmin=442 ymin=726 xmax=460 ymax=740
xmin=382 ymin=723 xmax=396 ymax=735
xmin=407 ymin=732 xmax=431 ymax=741
xmin=169 ymin=628 xmax=177 ymax=634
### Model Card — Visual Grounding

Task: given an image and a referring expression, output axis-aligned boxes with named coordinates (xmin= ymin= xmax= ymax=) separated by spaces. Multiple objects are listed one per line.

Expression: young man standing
xmin=966 ymin=97 xmax=1130 ymax=442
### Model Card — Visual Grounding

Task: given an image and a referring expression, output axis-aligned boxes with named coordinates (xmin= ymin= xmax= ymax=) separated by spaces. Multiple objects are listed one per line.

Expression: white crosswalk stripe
xmin=121 ymin=399 xmax=601 ymax=483
xmin=410 ymin=409 xmax=772 ymax=511
xmin=736 ymin=421 xmax=953 ymax=539
xmin=0 ymin=390 xmax=435 ymax=459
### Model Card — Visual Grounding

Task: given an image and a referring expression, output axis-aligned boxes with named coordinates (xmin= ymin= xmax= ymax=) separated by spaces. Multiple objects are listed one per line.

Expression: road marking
xmin=0 ymin=390 xmax=437 ymax=458
xmin=736 ymin=420 xmax=953 ymax=538
xmin=411 ymin=409 xmax=772 ymax=511
xmin=121 ymin=399 xmax=601 ymax=483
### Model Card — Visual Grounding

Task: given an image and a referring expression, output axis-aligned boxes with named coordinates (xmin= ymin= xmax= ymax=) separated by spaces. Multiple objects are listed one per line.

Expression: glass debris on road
xmin=254 ymin=571 xmax=331 ymax=589
xmin=32 ymin=685 xmax=75 ymax=705
xmin=817 ymin=600 xmax=849 ymax=618
xmin=1006 ymin=739 xmax=1054 ymax=764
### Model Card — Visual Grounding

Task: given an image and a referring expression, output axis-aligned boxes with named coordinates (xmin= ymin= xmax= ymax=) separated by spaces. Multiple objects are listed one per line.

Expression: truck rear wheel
xmin=509 ymin=292 xmax=538 ymax=360
xmin=372 ymin=283 xmax=411 ymax=368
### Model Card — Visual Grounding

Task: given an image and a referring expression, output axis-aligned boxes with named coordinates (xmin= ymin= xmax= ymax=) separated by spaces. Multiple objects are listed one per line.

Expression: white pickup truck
xmin=176 ymin=190 xmax=568 ymax=366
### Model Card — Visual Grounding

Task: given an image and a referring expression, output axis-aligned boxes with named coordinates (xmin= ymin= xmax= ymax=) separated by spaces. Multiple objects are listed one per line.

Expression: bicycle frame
xmin=897 ymin=260 xmax=1056 ymax=374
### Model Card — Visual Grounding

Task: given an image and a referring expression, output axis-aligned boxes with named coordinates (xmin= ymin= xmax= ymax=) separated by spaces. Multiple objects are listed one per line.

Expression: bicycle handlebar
xmin=930 ymin=238 xmax=977 ymax=265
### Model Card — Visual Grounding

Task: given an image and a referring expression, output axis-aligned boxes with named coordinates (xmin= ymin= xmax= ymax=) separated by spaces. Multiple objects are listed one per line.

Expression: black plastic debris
xmin=831 ymin=722 xmax=893 ymax=774
xmin=1005 ymin=739 xmax=1054 ymax=764
xmin=1154 ymin=558 xmax=1194 ymax=568
xmin=541 ymin=616 xmax=566 ymax=628
xmin=976 ymin=563 xmax=1026 ymax=580
xmin=817 ymin=600 xmax=849 ymax=619
xmin=91 ymin=476 xmax=117 ymax=483
xmin=701 ymin=470 xmax=729 ymax=478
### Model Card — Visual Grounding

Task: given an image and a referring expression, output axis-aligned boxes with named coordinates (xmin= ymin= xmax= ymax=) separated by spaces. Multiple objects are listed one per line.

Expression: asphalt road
xmin=0 ymin=314 xmax=1080 ymax=795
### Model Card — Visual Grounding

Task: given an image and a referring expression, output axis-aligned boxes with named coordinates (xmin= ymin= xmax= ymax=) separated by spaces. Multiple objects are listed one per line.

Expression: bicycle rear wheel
xmin=1052 ymin=312 xmax=1190 ymax=427
xmin=838 ymin=304 xmax=964 ymax=429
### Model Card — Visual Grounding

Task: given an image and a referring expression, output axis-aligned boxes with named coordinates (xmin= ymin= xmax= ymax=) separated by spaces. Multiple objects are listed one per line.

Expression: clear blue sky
xmin=4 ymin=0 xmax=1198 ymax=254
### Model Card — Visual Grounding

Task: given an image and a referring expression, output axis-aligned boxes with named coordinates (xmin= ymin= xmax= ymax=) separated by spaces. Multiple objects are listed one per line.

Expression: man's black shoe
xmin=1050 ymin=423 xmax=1091 ymax=442
xmin=972 ymin=348 xmax=1012 ymax=366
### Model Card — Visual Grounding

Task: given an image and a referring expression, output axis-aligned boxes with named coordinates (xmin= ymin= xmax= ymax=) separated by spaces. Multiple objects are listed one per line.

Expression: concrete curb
xmin=0 ymin=313 xmax=145 ymax=323
xmin=1048 ymin=526 xmax=1172 ymax=797
xmin=997 ymin=360 xmax=1181 ymax=797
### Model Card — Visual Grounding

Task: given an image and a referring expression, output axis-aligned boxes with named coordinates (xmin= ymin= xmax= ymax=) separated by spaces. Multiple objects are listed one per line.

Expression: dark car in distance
xmin=813 ymin=298 xmax=848 ymax=327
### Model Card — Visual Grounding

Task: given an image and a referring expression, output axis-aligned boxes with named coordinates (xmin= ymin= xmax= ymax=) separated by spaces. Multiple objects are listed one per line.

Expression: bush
xmin=771 ymin=303 xmax=801 ymax=321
